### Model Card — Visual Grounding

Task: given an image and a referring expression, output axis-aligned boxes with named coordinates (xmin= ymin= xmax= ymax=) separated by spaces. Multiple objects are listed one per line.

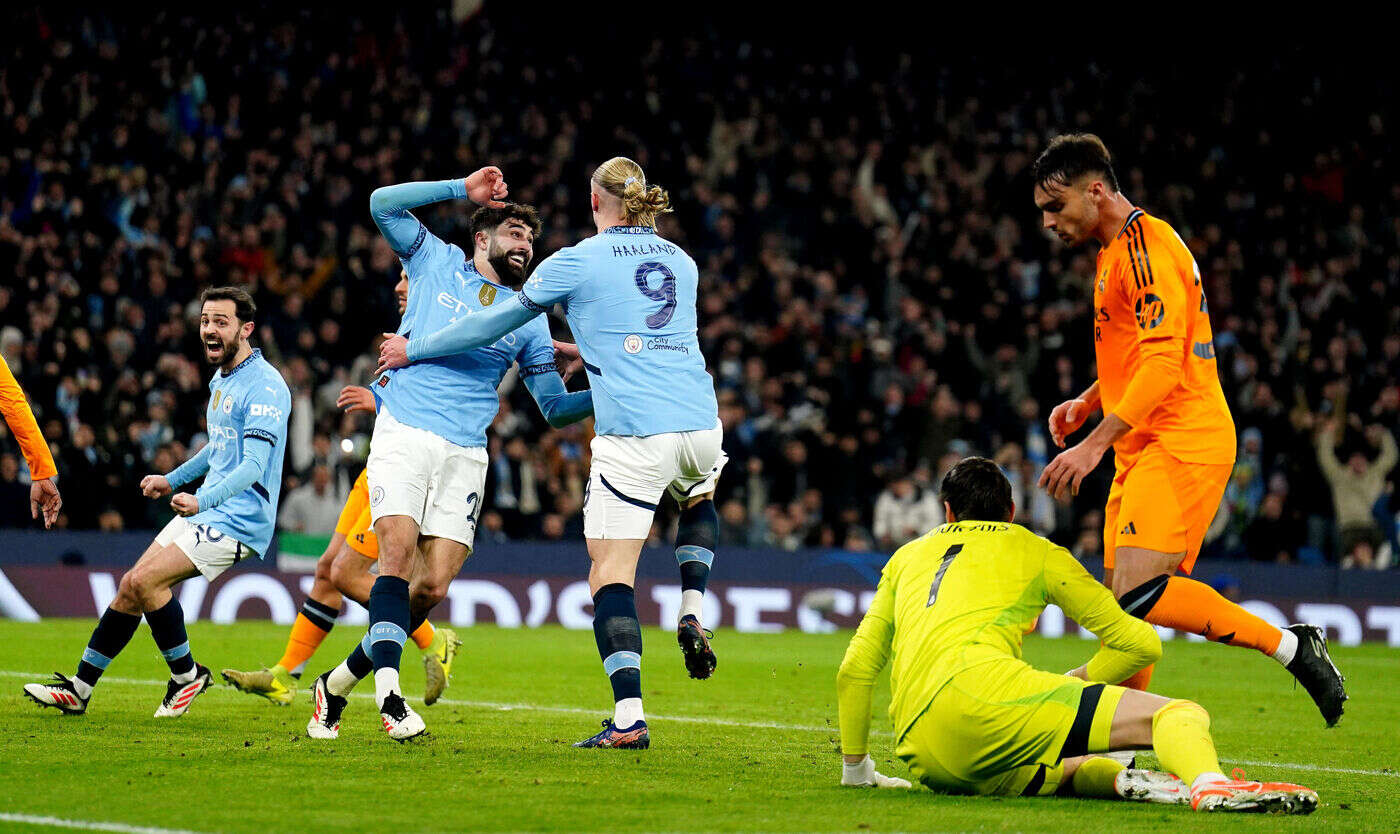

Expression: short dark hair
xmin=939 ymin=456 xmax=1013 ymax=522
xmin=471 ymin=202 xmax=543 ymax=239
xmin=1033 ymin=133 xmax=1119 ymax=193
xmin=200 ymin=285 xmax=257 ymax=324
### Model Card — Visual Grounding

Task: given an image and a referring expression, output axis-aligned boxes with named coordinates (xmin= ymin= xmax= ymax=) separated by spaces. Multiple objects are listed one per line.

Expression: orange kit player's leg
xmin=222 ymin=470 xmax=369 ymax=702
xmin=1108 ymin=448 xmax=1345 ymax=727
xmin=1108 ymin=448 xmax=1285 ymax=654
xmin=274 ymin=470 xmax=374 ymax=675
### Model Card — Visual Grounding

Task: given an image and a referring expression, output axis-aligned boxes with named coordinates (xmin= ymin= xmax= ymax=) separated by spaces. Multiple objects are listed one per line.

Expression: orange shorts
xmin=1102 ymin=444 xmax=1231 ymax=574
xmin=334 ymin=468 xmax=379 ymax=559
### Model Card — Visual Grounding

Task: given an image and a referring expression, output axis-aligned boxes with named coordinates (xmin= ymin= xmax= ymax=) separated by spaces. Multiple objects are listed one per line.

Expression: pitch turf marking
xmin=4 ymin=669 xmax=1395 ymax=780
xmin=0 ymin=812 xmax=208 ymax=834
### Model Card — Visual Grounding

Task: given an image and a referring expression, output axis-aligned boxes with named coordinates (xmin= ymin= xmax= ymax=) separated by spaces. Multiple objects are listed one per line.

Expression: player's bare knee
xmin=410 ymin=583 xmax=447 ymax=613
xmin=313 ymin=551 xmax=337 ymax=585
xmin=329 ymin=554 xmax=357 ymax=593
xmin=114 ymin=569 xmax=146 ymax=610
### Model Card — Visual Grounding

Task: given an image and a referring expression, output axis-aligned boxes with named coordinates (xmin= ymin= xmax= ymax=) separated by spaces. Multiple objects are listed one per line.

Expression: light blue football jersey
xmin=520 ymin=226 xmax=718 ymax=437
xmin=192 ymin=349 xmax=290 ymax=556
xmin=377 ymin=234 xmax=558 ymax=448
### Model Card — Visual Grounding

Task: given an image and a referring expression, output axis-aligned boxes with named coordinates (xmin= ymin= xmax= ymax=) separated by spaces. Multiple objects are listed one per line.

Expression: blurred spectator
xmin=872 ymin=471 xmax=942 ymax=552
xmin=277 ymin=464 xmax=344 ymax=534
xmin=1316 ymin=422 xmax=1397 ymax=569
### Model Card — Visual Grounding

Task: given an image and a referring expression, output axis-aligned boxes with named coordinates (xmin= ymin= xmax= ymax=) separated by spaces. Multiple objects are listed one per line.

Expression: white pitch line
xmin=4 ymin=669 xmax=1396 ymax=780
xmin=0 ymin=812 xmax=208 ymax=834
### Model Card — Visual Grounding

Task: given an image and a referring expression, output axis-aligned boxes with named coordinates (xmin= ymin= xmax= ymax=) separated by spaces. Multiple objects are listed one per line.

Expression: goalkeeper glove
xmin=841 ymin=755 xmax=912 ymax=788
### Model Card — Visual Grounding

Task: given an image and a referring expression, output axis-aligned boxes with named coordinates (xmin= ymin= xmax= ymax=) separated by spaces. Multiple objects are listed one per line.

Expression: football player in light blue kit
xmin=24 ymin=286 xmax=291 ymax=720
xmin=308 ymin=168 xmax=595 ymax=742
xmin=379 ymin=157 xmax=725 ymax=750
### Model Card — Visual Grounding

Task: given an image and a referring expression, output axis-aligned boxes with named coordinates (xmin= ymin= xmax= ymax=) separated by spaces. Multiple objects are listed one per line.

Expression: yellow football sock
xmin=277 ymin=614 xmax=330 ymax=672
xmin=1151 ymin=700 xmax=1221 ymax=786
xmin=1071 ymin=756 xmax=1126 ymax=797
xmin=411 ymin=620 xmax=436 ymax=651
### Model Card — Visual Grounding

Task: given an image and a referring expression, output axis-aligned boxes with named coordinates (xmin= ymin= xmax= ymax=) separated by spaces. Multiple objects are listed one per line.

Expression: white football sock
xmin=374 ymin=667 xmax=401 ymax=708
xmin=679 ymin=590 xmax=704 ymax=622
xmin=172 ymin=666 xmax=197 ymax=685
xmin=614 ymin=697 xmax=645 ymax=729
xmin=1191 ymin=771 xmax=1229 ymax=791
xmin=72 ymin=678 xmax=93 ymax=700
xmin=326 ymin=661 xmax=362 ymax=697
xmin=1270 ymin=628 xmax=1298 ymax=666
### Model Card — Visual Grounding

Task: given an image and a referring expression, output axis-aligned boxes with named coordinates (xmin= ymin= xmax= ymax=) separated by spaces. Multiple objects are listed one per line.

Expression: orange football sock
xmin=411 ymin=620 xmax=436 ymax=651
xmin=277 ymin=614 xmax=331 ymax=672
xmin=1119 ymin=665 xmax=1154 ymax=690
xmin=1148 ymin=577 xmax=1282 ymax=655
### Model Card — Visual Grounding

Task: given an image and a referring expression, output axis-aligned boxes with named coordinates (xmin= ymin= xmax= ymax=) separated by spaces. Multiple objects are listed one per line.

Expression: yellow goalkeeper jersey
xmin=837 ymin=521 xmax=1158 ymax=753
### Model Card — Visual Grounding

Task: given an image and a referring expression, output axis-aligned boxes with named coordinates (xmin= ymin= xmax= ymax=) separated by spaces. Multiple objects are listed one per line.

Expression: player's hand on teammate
xmin=1047 ymin=397 xmax=1091 ymax=448
xmin=30 ymin=477 xmax=61 ymax=529
xmin=552 ymin=339 xmax=584 ymax=382
xmin=170 ymin=492 xmax=200 ymax=517
xmin=1038 ymin=440 xmax=1106 ymax=503
xmin=376 ymin=334 xmax=410 ymax=374
xmin=337 ymin=385 xmax=376 ymax=414
xmin=464 ymin=166 xmax=509 ymax=208
xmin=840 ymin=755 xmax=913 ymax=789
xmin=140 ymin=474 xmax=172 ymax=499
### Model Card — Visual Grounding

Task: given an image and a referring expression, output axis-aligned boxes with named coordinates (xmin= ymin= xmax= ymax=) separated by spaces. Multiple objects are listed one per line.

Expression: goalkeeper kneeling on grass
xmin=835 ymin=456 xmax=1317 ymax=814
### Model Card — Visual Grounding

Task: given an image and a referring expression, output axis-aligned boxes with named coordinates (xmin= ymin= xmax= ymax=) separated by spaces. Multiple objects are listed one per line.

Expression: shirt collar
xmin=1115 ymin=208 xmax=1145 ymax=239
xmin=602 ymin=225 xmax=655 ymax=235
xmin=463 ymin=257 xmax=513 ymax=291
xmin=221 ymin=348 xmax=260 ymax=378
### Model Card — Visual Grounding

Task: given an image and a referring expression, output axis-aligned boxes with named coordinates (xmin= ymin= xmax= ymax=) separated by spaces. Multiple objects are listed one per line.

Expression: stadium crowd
xmin=0 ymin=8 xmax=1396 ymax=568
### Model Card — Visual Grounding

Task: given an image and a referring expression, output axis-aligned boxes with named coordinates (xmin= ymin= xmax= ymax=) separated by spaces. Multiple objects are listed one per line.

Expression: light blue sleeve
xmin=194 ymin=438 xmax=273 ymax=511
xmin=369 ymin=180 xmax=466 ymax=267
xmin=516 ymin=318 xmax=592 ymax=427
xmin=241 ymin=380 xmax=291 ymax=450
xmin=520 ymin=245 xmax=586 ymax=309
xmin=164 ymin=442 xmax=213 ymax=490
xmin=523 ymin=372 xmax=593 ymax=428
xmin=406 ymin=296 xmax=541 ymax=360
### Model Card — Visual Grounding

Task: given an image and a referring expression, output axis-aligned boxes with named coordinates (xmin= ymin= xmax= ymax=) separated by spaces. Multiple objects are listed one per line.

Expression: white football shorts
xmin=366 ymin=406 xmax=488 ymax=549
xmin=584 ymin=421 xmax=727 ymax=540
xmin=156 ymin=516 xmax=254 ymax=581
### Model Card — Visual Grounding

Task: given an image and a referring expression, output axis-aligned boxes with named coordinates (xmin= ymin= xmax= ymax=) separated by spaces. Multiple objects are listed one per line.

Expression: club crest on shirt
xmin=479 ymin=284 xmax=497 ymax=306
xmin=223 ymin=396 xmax=234 ymax=414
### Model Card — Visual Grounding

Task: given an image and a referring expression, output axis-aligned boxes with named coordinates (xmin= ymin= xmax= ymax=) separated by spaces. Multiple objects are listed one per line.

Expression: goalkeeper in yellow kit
xmin=837 ymin=457 xmax=1318 ymax=814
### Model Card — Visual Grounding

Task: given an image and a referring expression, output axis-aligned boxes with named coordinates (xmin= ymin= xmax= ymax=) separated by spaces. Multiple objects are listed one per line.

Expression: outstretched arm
xmin=522 ymin=369 xmax=593 ymax=428
xmin=836 ymin=575 xmax=910 ymax=788
xmin=370 ymin=168 xmax=509 ymax=257
xmin=188 ymin=436 xmax=275 ymax=513
xmin=1047 ymin=545 xmax=1162 ymax=683
xmin=415 ymin=296 xmax=541 ymax=360
xmin=370 ymin=180 xmax=468 ymax=256
xmin=163 ymin=442 xmax=215 ymax=490
xmin=0 ymin=357 xmax=57 ymax=481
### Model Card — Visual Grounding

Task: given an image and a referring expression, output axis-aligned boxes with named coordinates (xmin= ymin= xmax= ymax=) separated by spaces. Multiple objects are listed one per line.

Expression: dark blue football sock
xmin=145 ymin=597 xmax=196 ymax=680
xmin=675 ymin=499 xmax=718 ymax=603
xmin=75 ymin=607 xmax=142 ymax=693
xmin=367 ymin=575 xmax=411 ymax=673
xmin=593 ymin=583 xmax=643 ymax=704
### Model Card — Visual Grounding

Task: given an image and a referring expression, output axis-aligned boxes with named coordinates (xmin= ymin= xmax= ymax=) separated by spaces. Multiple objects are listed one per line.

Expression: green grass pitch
xmin=0 ymin=620 xmax=1396 ymax=833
